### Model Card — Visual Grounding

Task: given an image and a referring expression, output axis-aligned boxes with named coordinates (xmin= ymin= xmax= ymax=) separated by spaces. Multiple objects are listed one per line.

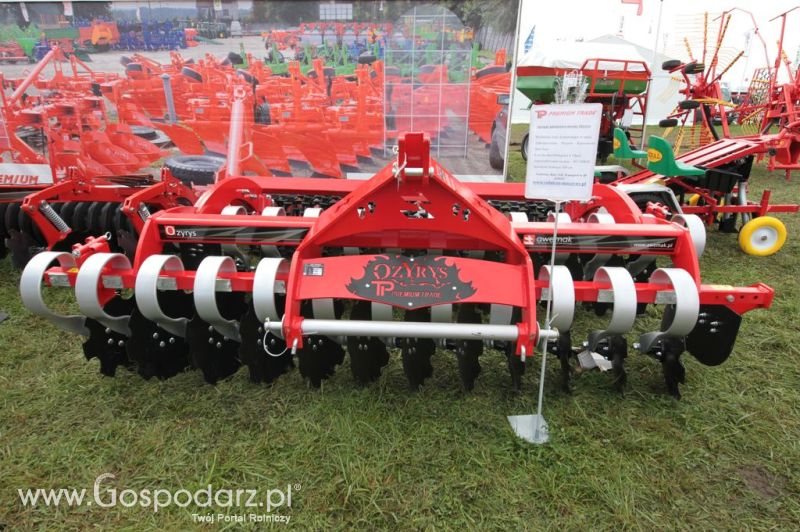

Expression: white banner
xmin=213 ymin=0 xmax=222 ymax=12
xmin=20 ymin=2 xmax=29 ymax=22
xmin=63 ymin=1 xmax=73 ymax=17
xmin=524 ymin=103 xmax=602 ymax=202
xmin=0 ymin=163 xmax=54 ymax=186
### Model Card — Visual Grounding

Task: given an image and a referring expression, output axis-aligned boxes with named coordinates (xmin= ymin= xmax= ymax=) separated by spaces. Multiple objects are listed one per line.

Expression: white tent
xmin=511 ymin=37 xmax=681 ymax=126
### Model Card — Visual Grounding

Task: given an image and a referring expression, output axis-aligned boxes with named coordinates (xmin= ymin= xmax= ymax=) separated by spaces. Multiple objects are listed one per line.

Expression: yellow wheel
xmin=738 ymin=216 xmax=787 ymax=256
xmin=688 ymin=194 xmax=701 ymax=206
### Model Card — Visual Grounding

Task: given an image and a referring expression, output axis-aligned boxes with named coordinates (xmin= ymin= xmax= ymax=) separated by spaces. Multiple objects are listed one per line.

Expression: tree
xmin=251 ymin=0 xmax=269 ymax=22
xmin=72 ymin=1 xmax=112 ymax=20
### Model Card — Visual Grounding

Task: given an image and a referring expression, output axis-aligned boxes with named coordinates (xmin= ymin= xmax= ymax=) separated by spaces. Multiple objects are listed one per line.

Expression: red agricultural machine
xmin=659 ymin=8 xmax=800 ymax=177
xmin=0 ymin=47 xmax=201 ymax=266
xmin=20 ymin=132 xmax=774 ymax=400
xmin=611 ymin=8 xmax=800 ymax=255
xmin=516 ymin=55 xmax=651 ymax=163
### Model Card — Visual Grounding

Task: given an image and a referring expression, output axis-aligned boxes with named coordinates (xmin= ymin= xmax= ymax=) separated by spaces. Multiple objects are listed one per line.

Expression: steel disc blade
xmin=185 ymin=292 xmax=246 ymax=385
xmin=81 ymin=296 xmax=135 ymax=376
xmin=238 ymin=300 xmax=293 ymax=384
xmin=400 ymin=307 xmax=435 ymax=389
xmin=296 ymin=335 xmax=345 ymax=388
xmin=455 ymin=304 xmax=483 ymax=391
xmin=85 ymin=201 xmax=104 ymax=234
xmin=7 ymin=227 xmax=36 ymax=268
xmin=126 ymin=292 xmax=192 ymax=379
xmin=186 ymin=317 xmax=242 ymax=384
xmin=70 ymin=201 xmax=90 ymax=233
xmin=296 ymin=300 xmax=344 ymax=388
xmin=17 ymin=207 xmax=45 ymax=246
xmin=346 ymin=300 xmax=389 ymax=384
xmin=99 ymin=202 xmax=118 ymax=241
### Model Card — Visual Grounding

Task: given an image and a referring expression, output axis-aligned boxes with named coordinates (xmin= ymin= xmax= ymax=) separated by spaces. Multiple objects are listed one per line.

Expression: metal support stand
xmin=161 ymin=74 xmax=177 ymax=124
xmin=508 ymin=200 xmax=562 ymax=444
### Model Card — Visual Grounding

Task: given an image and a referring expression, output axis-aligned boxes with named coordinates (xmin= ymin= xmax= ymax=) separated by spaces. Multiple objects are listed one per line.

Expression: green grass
xmin=1 ymin=150 xmax=799 ymax=529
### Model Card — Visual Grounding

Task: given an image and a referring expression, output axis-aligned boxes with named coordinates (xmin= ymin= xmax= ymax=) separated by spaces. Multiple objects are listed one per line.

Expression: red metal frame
xmin=35 ymin=134 xmax=773 ymax=362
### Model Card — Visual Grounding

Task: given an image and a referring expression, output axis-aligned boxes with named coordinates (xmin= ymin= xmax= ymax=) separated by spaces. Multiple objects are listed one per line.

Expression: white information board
xmin=524 ymin=103 xmax=602 ymax=201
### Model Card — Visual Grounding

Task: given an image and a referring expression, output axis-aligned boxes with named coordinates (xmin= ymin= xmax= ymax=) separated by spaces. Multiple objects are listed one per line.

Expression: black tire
xmin=0 ymin=202 xmax=9 ymax=239
xmin=120 ymin=55 xmax=132 ymax=66
xmin=165 ymin=155 xmax=225 ymax=186
xmin=521 ymin=133 xmax=529 ymax=161
xmin=358 ymin=53 xmax=376 ymax=65
xmin=475 ymin=65 xmax=506 ymax=79
xmin=227 ymin=51 xmax=244 ymax=65
xmin=181 ymin=66 xmax=203 ymax=83
xmin=659 ymin=118 xmax=679 ymax=128
xmin=489 ymin=129 xmax=504 ymax=171
xmin=254 ymin=102 xmax=271 ymax=125
xmin=684 ymin=62 xmax=704 ymax=74
xmin=384 ymin=66 xmax=401 ymax=77
xmin=323 ymin=67 xmax=335 ymax=78
xmin=131 ymin=126 xmax=158 ymax=140
xmin=679 ymin=100 xmax=700 ymax=110
xmin=661 ymin=59 xmax=681 ymax=71
xmin=125 ymin=62 xmax=143 ymax=73
xmin=4 ymin=202 xmax=21 ymax=232
xmin=91 ymin=82 xmax=102 ymax=97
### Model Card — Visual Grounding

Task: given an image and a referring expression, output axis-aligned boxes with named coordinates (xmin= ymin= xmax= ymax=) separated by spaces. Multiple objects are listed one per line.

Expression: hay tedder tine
xmin=20 ymin=251 xmax=89 ymax=336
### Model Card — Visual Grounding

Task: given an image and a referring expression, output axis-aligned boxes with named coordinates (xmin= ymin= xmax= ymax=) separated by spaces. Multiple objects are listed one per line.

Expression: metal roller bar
xmin=271 ymin=319 xmax=522 ymax=342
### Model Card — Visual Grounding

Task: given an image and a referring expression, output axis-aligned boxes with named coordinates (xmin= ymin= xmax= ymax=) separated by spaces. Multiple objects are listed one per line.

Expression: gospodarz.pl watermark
xmin=17 ymin=473 xmax=297 ymax=524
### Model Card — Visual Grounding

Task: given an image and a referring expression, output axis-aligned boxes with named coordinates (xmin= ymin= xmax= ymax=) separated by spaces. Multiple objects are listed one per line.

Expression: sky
xmin=517 ymin=0 xmax=800 ymax=89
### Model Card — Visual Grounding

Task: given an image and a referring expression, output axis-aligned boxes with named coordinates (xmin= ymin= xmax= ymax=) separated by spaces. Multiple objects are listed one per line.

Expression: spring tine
xmin=193 ymin=255 xmax=240 ymax=341
xmin=586 ymin=267 xmax=637 ymax=352
xmin=135 ymin=254 xmax=189 ymax=338
xmin=20 ymin=251 xmax=89 ymax=336
xmin=539 ymin=265 xmax=575 ymax=332
xmin=75 ymin=253 xmax=132 ymax=336
xmin=637 ymin=268 xmax=700 ymax=354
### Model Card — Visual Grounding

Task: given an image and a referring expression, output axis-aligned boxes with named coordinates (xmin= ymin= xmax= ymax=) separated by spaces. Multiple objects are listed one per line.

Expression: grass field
xmin=1 ymin=135 xmax=799 ymax=529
